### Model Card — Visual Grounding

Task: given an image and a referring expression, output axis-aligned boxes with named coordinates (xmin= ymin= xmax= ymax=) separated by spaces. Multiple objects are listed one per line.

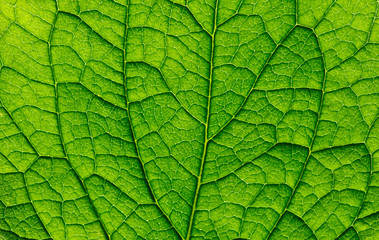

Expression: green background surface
xmin=0 ymin=0 xmax=378 ymax=239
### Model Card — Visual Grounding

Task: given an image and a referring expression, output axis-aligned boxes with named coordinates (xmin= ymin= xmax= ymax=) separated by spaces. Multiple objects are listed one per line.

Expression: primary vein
xmin=186 ymin=0 xmax=220 ymax=238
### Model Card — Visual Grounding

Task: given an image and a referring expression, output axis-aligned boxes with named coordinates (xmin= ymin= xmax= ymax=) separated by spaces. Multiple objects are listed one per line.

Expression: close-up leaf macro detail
xmin=0 ymin=0 xmax=378 ymax=239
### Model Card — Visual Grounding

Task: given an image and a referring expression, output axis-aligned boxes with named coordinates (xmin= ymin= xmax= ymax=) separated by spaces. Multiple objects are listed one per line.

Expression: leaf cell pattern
xmin=0 ymin=0 xmax=378 ymax=239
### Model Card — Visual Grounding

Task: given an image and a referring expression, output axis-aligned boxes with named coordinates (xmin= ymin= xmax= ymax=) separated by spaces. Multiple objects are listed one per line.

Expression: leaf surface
xmin=0 ymin=0 xmax=378 ymax=239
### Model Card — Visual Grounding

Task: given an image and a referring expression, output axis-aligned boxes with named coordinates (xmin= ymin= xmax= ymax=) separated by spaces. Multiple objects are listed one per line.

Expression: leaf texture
xmin=0 ymin=0 xmax=378 ymax=239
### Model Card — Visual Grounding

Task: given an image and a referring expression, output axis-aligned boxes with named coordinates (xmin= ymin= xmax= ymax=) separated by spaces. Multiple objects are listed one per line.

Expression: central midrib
xmin=186 ymin=0 xmax=220 ymax=239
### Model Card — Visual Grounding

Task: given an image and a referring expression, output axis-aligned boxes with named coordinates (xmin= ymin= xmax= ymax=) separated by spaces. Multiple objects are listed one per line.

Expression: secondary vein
xmin=121 ymin=1 xmax=184 ymax=238
xmin=265 ymin=26 xmax=327 ymax=239
xmin=49 ymin=2 xmax=110 ymax=238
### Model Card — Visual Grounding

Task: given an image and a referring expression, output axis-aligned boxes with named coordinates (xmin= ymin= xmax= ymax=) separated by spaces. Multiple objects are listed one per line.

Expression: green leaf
xmin=0 ymin=0 xmax=378 ymax=239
